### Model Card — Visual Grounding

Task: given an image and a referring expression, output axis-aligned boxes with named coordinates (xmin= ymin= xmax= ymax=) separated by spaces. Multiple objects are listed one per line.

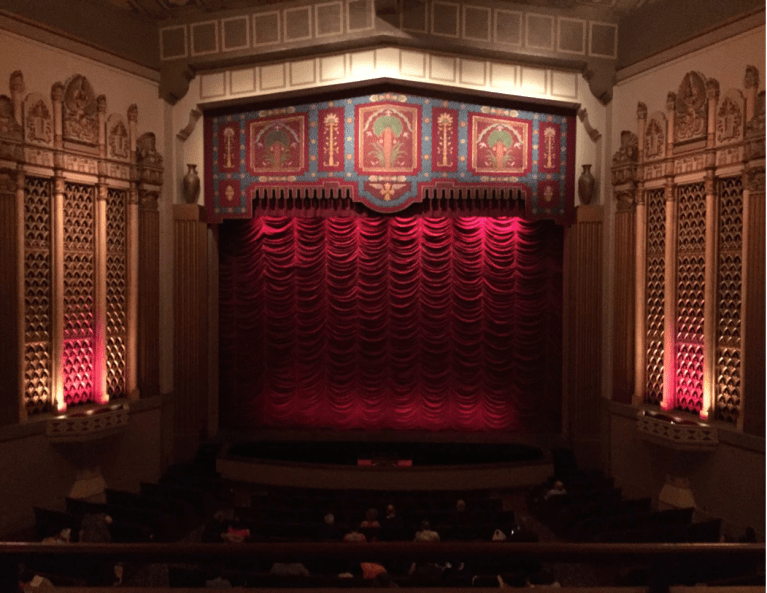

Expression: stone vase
xmin=578 ymin=164 xmax=595 ymax=205
xmin=182 ymin=163 xmax=201 ymax=204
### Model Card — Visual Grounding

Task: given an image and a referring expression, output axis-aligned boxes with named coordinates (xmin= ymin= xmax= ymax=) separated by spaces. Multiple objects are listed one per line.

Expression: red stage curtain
xmin=219 ymin=215 xmax=562 ymax=432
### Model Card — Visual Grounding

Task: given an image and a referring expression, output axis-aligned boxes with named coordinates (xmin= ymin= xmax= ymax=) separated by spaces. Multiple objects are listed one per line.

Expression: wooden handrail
xmin=0 ymin=542 xmax=762 ymax=562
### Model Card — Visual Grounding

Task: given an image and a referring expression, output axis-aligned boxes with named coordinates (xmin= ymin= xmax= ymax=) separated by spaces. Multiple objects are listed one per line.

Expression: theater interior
xmin=0 ymin=0 xmax=764 ymax=589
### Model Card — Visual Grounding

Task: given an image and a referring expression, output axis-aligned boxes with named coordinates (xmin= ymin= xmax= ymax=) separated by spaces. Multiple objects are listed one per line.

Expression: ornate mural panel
xmin=23 ymin=177 xmax=52 ymax=415
xmin=645 ymin=188 xmax=665 ymax=405
xmin=675 ymin=182 xmax=706 ymax=413
xmin=205 ymin=92 xmax=575 ymax=222
xmin=246 ymin=113 xmax=308 ymax=176
xmin=716 ymin=177 xmax=743 ymax=423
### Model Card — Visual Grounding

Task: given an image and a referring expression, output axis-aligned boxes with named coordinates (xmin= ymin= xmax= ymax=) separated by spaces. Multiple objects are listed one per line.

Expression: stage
xmin=215 ymin=430 xmax=563 ymax=491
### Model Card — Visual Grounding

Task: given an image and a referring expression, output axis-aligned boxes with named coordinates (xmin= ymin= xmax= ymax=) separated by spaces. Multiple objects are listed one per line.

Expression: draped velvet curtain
xmin=219 ymin=214 xmax=562 ymax=432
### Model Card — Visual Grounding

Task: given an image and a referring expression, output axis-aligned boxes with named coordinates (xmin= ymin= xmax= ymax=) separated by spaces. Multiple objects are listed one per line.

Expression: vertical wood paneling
xmin=0 ymin=175 xmax=20 ymax=425
xmin=742 ymin=179 xmax=765 ymax=435
xmin=173 ymin=205 xmax=209 ymax=451
xmin=565 ymin=205 xmax=603 ymax=450
xmin=612 ymin=208 xmax=635 ymax=403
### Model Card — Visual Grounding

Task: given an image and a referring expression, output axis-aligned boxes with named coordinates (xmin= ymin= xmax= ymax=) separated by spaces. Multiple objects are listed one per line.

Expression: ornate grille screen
xmin=62 ymin=182 xmax=96 ymax=407
xmin=716 ymin=177 xmax=743 ymax=423
xmin=106 ymin=188 xmax=128 ymax=400
xmin=645 ymin=187 xmax=666 ymax=405
xmin=675 ymin=182 xmax=706 ymax=413
xmin=23 ymin=177 xmax=53 ymax=415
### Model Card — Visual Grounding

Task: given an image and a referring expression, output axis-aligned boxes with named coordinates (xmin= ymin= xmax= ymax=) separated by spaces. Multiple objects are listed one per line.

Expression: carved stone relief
xmin=62 ymin=75 xmax=99 ymax=145
xmin=744 ymin=91 xmax=765 ymax=161
xmin=136 ymin=132 xmax=162 ymax=166
xmin=0 ymin=95 xmax=23 ymax=140
xmin=716 ymin=89 xmax=745 ymax=145
xmin=674 ymin=71 xmax=707 ymax=144
xmin=107 ymin=114 xmax=130 ymax=160
xmin=644 ymin=113 xmax=666 ymax=161
xmin=611 ymin=130 xmax=638 ymax=186
xmin=23 ymin=93 xmax=54 ymax=146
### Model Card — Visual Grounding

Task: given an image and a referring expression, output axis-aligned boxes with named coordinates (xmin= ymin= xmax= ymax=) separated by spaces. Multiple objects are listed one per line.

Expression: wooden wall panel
xmin=612 ymin=207 xmax=635 ymax=403
xmin=173 ymin=204 xmax=209 ymax=457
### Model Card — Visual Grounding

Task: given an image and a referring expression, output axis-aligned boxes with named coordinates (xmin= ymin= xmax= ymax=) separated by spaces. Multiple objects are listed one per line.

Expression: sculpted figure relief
xmin=63 ymin=75 xmax=98 ymax=144
xmin=675 ymin=72 xmax=707 ymax=143
xmin=0 ymin=95 xmax=22 ymax=139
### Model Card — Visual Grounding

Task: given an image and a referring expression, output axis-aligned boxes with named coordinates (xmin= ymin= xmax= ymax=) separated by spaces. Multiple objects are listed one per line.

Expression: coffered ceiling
xmin=102 ymin=0 xmax=663 ymax=20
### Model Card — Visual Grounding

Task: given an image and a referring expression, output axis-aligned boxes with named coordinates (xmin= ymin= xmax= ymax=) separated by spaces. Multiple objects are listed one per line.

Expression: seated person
xmin=270 ymin=563 xmax=310 ymax=577
xmin=343 ymin=523 xmax=367 ymax=542
xmin=361 ymin=562 xmax=388 ymax=580
xmin=414 ymin=520 xmax=440 ymax=543
xmin=361 ymin=507 xmax=381 ymax=528
xmin=317 ymin=512 xmax=341 ymax=541
xmin=543 ymin=480 xmax=567 ymax=501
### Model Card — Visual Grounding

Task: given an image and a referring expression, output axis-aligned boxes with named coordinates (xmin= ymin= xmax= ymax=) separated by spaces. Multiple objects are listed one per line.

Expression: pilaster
xmin=662 ymin=179 xmax=677 ymax=411
xmin=565 ymin=205 xmax=604 ymax=467
xmin=173 ymin=204 xmax=209 ymax=459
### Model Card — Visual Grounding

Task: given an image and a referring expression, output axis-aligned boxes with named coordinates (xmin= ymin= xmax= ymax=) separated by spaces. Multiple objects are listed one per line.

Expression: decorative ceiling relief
xmin=205 ymin=91 xmax=575 ymax=223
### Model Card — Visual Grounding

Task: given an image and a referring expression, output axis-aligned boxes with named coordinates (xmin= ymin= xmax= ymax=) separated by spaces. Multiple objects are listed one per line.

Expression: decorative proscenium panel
xmin=23 ymin=177 xmax=53 ymax=415
xmin=645 ymin=187 xmax=665 ymax=406
xmin=716 ymin=177 xmax=743 ymax=424
xmin=205 ymin=92 xmax=576 ymax=222
xmin=675 ymin=182 xmax=706 ymax=414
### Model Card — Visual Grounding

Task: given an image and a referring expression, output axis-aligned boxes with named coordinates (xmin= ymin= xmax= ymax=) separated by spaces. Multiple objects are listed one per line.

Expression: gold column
xmin=661 ymin=93 xmax=677 ymax=410
xmin=52 ymin=174 xmax=65 ymax=412
xmin=173 ymin=204 xmax=209 ymax=455
xmin=701 ymin=80 xmax=720 ymax=419
xmin=126 ymin=185 xmax=139 ymax=399
xmin=662 ymin=178 xmax=677 ymax=411
xmin=634 ymin=103 xmax=648 ymax=406
xmin=95 ymin=181 xmax=108 ymax=404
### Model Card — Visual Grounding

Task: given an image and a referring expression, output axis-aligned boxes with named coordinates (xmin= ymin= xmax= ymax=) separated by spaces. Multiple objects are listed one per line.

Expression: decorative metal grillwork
xmin=106 ymin=188 xmax=127 ymax=399
xmin=716 ymin=177 xmax=743 ymax=423
xmin=62 ymin=338 xmax=94 ymax=406
xmin=675 ymin=183 xmax=706 ymax=413
xmin=23 ymin=177 xmax=52 ymax=415
xmin=645 ymin=188 xmax=665 ymax=405
xmin=107 ymin=336 xmax=126 ymax=398
xmin=63 ymin=183 xmax=96 ymax=406
xmin=24 ymin=343 xmax=50 ymax=415
xmin=63 ymin=183 xmax=95 ymax=251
